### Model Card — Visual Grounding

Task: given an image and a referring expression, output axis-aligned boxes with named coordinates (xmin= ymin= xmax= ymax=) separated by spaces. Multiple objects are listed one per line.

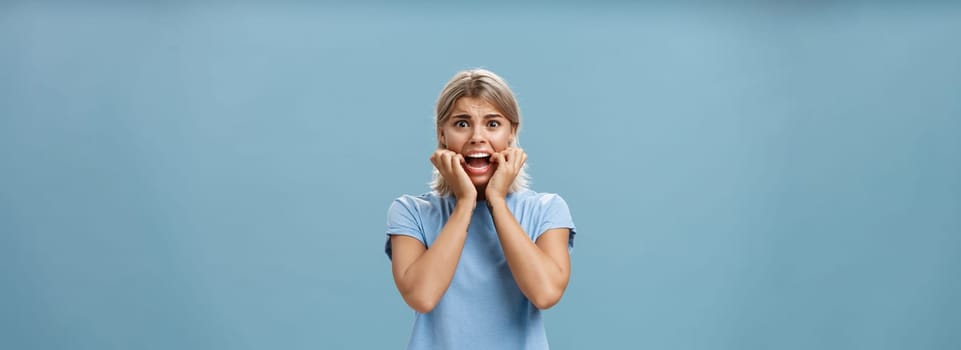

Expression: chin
xmin=470 ymin=176 xmax=491 ymax=187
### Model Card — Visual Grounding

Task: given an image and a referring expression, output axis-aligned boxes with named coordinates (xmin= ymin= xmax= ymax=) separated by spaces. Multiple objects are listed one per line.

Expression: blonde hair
xmin=430 ymin=69 xmax=530 ymax=196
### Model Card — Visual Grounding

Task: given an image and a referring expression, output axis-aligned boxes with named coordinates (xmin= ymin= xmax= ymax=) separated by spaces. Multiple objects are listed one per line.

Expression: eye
xmin=487 ymin=120 xmax=501 ymax=128
xmin=454 ymin=120 xmax=468 ymax=128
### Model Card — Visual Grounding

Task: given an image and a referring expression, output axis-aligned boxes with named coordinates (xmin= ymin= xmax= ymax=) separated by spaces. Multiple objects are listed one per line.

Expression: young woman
xmin=385 ymin=69 xmax=577 ymax=349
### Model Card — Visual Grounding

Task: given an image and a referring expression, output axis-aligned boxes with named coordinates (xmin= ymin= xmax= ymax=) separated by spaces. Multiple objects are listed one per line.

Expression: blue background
xmin=2 ymin=1 xmax=960 ymax=349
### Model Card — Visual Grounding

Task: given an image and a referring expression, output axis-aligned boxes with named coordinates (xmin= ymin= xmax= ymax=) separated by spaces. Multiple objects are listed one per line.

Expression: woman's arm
xmin=488 ymin=199 xmax=571 ymax=310
xmin=390 ymin=150 xmax=478 ymax=313
xmin=486 ymin=148 xmax=571 ymax=310
xmin=390 ymin=199 xmax=474 ymax=313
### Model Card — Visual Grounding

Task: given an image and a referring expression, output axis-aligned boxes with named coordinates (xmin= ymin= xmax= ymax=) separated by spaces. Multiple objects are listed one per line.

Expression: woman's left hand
xmin=486 ymin=147 xmax=527 ymax=201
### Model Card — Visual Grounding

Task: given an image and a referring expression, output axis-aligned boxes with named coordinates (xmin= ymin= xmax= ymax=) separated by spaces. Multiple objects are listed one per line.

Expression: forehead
xmin=451 ymin=96 xmax=502 ymax=115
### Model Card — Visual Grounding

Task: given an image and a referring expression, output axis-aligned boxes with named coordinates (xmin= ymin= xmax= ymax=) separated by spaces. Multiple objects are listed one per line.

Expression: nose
xmin=469 ymin=126 xmax=487 ymax=144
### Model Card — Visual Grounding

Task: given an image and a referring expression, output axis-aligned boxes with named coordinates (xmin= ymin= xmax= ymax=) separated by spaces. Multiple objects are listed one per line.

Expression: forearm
xmin=488 ymin=198 xmax=567 ymax=309
xmin=397 ymin=200 xmax=475 ymax=311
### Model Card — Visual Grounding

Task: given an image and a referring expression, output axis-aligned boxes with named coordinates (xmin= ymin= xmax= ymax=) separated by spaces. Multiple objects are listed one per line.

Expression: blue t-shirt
xmin=385 ymin=189 xmax=577 ymax=350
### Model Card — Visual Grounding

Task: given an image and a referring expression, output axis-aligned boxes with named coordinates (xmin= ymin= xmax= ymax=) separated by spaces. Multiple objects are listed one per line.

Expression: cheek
xmin=440 ymin=128 xmax=461 ymax=147
xmin=495 ymin=131 xmax=513 ymax=148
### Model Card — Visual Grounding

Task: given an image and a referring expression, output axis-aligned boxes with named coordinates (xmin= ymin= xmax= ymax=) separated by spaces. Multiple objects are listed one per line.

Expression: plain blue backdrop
xmin=2 ymin=1 xmax=960 ymax=349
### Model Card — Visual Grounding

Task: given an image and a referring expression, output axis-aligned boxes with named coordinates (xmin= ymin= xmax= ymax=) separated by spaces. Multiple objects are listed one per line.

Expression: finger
xmin=430 ymin=150 xmax=444 ymax=168
xmin=442 ymin=152 xmax=455 ymax=173
xmin=448 ymin=153 xmax=462 ymax=176
xmin=502 ymin=149 xmax=511 ymax=164
xmin=434 ymin=151 xmax=446 ymax=173
xmin=491 ymin=152 xmax=504 ymax=165
xmin=506 ymin=150 xmax=518 ymax=166
xmin=436 ymin=150 xmax=451 ymax=166
xmin=451 ymin=154 xmax=465 ymax=175
xmin=512 ymin=149 xmax=526 ymax=168
xmin=432 ymin=149 xmax=453 ymax=162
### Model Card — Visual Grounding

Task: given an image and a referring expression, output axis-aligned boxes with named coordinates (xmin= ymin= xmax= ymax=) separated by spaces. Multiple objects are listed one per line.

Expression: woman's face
xmin=439 ymin=96 xmax=515 ymax=188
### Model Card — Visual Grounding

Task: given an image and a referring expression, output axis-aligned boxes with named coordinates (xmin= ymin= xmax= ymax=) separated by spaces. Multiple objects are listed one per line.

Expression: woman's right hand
xmin=431 ymin=149 xmax=477 ymax=201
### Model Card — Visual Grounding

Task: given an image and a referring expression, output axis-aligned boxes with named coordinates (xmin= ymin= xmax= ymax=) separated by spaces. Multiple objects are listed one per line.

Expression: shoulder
xmin=508 ymin=189 xmax=569 ymax=208
xmin=390 ymin=191 xmax=451 ymax=211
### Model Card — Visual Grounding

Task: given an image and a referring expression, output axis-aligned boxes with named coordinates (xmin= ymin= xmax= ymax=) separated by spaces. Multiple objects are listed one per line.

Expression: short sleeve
xmin=534 ymin=194 xmax=577 ymax=252
xmin=385 ymin=197 xmax=426 ymax=260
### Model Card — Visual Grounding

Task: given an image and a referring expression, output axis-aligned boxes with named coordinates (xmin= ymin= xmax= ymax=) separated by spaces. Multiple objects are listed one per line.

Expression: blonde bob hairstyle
xmin=430 ymin=69 xmax=530 ymax=196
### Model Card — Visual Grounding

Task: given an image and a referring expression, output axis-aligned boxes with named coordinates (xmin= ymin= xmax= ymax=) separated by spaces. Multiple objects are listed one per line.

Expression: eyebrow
xmin=451 ymin=113 xmax=504 ymax=119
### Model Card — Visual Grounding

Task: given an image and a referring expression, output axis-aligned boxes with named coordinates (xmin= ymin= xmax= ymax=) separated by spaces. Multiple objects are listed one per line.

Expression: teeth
xmin=465 ymin=153 xmax=491 ymax=158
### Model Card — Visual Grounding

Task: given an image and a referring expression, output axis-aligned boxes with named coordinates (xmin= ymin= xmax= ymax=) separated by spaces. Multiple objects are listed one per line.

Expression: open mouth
xmin=463 ymin=152 xmax=492 ymax=175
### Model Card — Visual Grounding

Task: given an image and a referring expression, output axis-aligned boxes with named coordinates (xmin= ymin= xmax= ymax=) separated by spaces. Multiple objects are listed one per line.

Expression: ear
xmin=437 ymin=128 xmax=446 ymax=146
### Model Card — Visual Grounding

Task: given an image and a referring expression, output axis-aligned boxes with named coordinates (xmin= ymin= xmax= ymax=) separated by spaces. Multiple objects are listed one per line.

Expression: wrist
xmin=454 ymin=190 xmax=477 ymax=202
xmin=484 ymin=189 xmax=505 ymax=202
xmin=455 ymin=198 xmax=477 ymax=210
xmin=486 ymin=197 xmax=507 ymax=210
